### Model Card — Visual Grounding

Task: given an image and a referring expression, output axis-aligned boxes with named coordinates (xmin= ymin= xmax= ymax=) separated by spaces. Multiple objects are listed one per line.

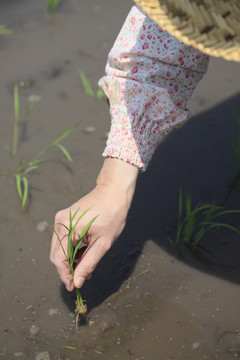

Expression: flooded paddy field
xmin=0 ymin=1 xmax=240 ymax=359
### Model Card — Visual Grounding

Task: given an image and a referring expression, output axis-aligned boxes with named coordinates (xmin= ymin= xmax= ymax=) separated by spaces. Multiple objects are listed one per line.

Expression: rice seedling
xmin=79 ymin=71 xmax=105 ymax=100
xmin=0 ymin=25 xmax=13 ymax=36
xmin=9 ymin=83 xmax=78 ymax=207
xmin=14 ymin=122 xmax=78 ymax=207
xmin=54 ymin=208 xmax=98 ymax=328
xmin=47 ymin=0 xmax=61 ymax=12
xmin=79 ymin=71 xmax=95 ymax=97
xmin=12 ymin=85 xmax=37 ymax=156
xmin=168 ymin=188 xmax=240 ymax=250
xmin=34 ymin=123 xmax=78 ymax=160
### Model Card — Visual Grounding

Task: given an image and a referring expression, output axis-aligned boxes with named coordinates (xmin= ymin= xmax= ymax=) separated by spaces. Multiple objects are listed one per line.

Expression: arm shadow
xmin=61 ymin=92 xmax=240 ymax=312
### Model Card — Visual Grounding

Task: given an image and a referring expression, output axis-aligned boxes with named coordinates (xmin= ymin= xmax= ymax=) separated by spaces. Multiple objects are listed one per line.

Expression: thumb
xmin=74 ymin=268 xmax=92 ymax=288
xmin=73 ymin=245 xmax=95 ymax=288
xmin=72 ymin=246 xmax=88 ymax=288
xmin=73 ymin=237 xmax=110 ymax=288
xmin=74 ymin=275 xmax=86 ymax=289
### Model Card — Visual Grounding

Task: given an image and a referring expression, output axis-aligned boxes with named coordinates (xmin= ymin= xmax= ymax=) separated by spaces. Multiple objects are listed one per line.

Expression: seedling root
xmin=75 ymin=301 xmax=87 ymax=316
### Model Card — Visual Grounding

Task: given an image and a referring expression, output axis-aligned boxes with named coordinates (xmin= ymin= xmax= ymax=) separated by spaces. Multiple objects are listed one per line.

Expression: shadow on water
xmin=61 ymin=92 xmax=240 ymax=313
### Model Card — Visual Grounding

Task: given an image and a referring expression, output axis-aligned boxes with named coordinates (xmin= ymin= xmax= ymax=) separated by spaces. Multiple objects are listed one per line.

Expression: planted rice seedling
xmin=54 ymin=208 xmax=98 ymax=328
xmin=14 ymin=122 xmax=78 ymax=207
xmin=79 ymin=71 xmax=105 ymax=100
xmin=10 ymin=83 xmax=78 ymax=207
xmin=168 ymin=188 xmax=240 ymax=250
xmin=47 ymin=0 xmax=61 ymax=12
xmin=12 ymin=85 xmax=38 ymax=156
xmin=79 ymin=71 xmax=95 ymax=97
xmin=0 ymin=25 xmax=13 ymax=36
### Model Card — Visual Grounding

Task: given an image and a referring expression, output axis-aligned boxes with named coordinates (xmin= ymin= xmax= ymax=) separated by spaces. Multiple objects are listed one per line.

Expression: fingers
xmin=55 ymin=258 xmax=74 ymax=291
xmin=50 ymin=217 xmax=95 ymax=291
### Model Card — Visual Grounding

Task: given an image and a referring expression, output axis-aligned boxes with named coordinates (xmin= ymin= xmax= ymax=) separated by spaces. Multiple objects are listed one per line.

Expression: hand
xmin=50 ymin=158 xmax=138 ymax=291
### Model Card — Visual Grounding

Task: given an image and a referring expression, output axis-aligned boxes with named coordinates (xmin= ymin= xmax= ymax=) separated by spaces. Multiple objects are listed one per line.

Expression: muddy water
xmin=1 ymin=0 xmax=240 ymax=359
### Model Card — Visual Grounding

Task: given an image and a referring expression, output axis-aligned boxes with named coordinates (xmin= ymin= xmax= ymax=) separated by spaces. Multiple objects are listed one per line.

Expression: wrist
xmin=96 ymin=158 xmax=139 ymax=205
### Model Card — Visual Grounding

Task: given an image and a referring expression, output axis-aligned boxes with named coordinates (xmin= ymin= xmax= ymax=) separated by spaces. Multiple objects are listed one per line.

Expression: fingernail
xmin=75 ymin=275 xmax=85 ymax=288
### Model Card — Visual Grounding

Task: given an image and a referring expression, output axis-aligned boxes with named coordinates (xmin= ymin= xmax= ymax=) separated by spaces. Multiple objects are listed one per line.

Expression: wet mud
xmin=0 ymin=0 xmax=240 ymax=359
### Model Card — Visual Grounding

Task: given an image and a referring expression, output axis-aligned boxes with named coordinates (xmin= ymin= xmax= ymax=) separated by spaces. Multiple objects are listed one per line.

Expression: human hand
xmin=50 ymin=158 xmax=138 ymax=291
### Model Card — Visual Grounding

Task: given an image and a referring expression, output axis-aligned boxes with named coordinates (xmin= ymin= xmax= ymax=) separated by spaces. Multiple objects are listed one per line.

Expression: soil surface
xmin=0 ymin=1 xmax=240 ymax=359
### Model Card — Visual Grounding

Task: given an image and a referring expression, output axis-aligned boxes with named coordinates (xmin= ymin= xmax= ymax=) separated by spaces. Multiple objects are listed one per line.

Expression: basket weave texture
xmin=134 ymin=0 xmax=240 ymax=62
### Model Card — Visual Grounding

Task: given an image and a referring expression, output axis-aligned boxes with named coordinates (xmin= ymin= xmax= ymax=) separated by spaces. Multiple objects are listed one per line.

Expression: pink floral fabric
xmin=99 ymin=6 xmax=209 ymax=171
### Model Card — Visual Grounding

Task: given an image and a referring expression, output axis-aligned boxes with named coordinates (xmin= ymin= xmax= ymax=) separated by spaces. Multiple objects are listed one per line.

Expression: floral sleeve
xmin=98 ymin=6 xmax=209 ymax=171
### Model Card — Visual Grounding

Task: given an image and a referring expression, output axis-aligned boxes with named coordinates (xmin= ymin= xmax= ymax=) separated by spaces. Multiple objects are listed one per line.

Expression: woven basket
xmin=134 ymin=0 xmax=240 ymax=62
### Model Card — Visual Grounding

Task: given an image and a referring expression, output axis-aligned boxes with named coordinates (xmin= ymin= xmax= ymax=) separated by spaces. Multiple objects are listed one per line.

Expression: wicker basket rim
xmin=134 ymin=0 xmax=240 ymax=62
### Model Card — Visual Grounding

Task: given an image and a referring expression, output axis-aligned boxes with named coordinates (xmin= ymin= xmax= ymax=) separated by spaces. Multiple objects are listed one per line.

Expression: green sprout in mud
xmin=79 ymin=71 xmax=105 ymax=100
xmin=0 ymin=25 xmax=13 ymax=36
xmin=63 ymin=345 xmax=77 ymax=350
xmin=47 ymin=0 xmax=61 ymax=12
xmin=12 ymin=84 xmax=36 ymax=157
xmin=168 ymin=188 xmax=240 ymax=250
xmin=54 ymin=208 xmax=98 ymax=325
xmin=11 ymin=83 xmax=78 ymax=207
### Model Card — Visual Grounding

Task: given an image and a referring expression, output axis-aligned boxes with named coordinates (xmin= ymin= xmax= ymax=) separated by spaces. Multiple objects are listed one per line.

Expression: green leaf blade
xmin=0 ymin=25 xmax=13 ymax=35
xmin=22 ymin=176 xmax=28 ymax=207
xmin=48 ymin=0 xmax=61 ymax=12
xmin=16 ymin=174 xmax=23 ymax=200
xmin=71 ymin=215 xmax=98 ymax=267
xmin=79 ymin=71 xmax=95 ymax=97
xmin=22 ymin=165 xmax=38 ymax=176
xmin=35 ymin=122 xmax=79 ymax=158
xmin=57 ymin=144 xmax=72 ymax=162
xmin=53 ymin=229 xmax=69 ymax=264
xmin=16 ymin=156 xmax=25 ymax=174
xmin=96 ymin=89 xmax=105 ymax=100
xmin=28 ymin=158 xmax=46 ymax=166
